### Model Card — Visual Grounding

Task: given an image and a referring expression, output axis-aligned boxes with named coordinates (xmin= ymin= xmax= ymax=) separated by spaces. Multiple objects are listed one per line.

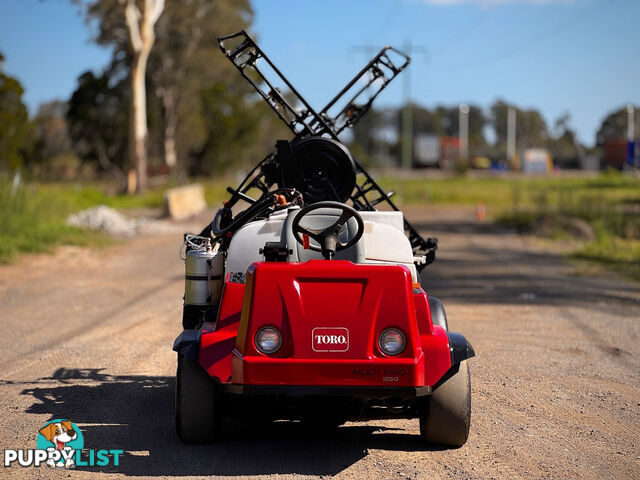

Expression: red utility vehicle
xmin=173 ymin=32 xmax=474 ymax=447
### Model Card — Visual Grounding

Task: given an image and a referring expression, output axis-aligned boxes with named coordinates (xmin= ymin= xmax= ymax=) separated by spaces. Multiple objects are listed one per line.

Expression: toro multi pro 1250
xmin=173 ymin=31 xmax=475 ymax=447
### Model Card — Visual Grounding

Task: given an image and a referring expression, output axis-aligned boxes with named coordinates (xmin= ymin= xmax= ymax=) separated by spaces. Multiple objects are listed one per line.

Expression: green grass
xmin=1 ymin=173 xmax=639 ymax=282
xmin=201 ymin=178 xmax=233 ymax=208
xmin=379 ymin=173 xmax=640 ymax=207
xmin=0 ymin=177 xmax=234 ymax=263
xmin=377 ymin=172 xmax=640 ymax=281
xmin=485 ymin=173 xmax=640 ymax=282
xmin=0 ymin=182 xmax=108 ymax=263
xmin=572 ymin=236 xmax=640 ymax=281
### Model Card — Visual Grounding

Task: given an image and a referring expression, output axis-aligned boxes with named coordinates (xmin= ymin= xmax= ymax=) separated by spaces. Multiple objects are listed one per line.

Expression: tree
xmin=73 ymin=0 xmax=303 ymax=181
xmin=0 ymin=52 xmax=30 ymax=170
xmin=195 ymin=81 xmax=268 ymax=175
xmin=372 ymin=103 xmax=488 ymax=165
xmin=148 ymin=0 xmax=253 ymax=178
xmin=491 ymin=100 xmax=549 ymax=153
xmin=29 ymin=101 xmax=74 ymax=165
xmin=350 ymin=107 xmax=388 ymax=165
xmin=74 ymin=0 xmax=165 ymax=192
xmin=547 ymin=113 xmax=581 ymax=163
xmin=596 ymin=105 xmax=639 ymax=146
xmin=150 ymin=0 xmax=213 ymax=176
xmin=67 ymin=71 xmax=129 ymax=188
xmin=465 ymin=105 xmax=489 ymax=154
xmin=124 ymin=0 xmax=164 ymax=191
xmin=412 ymin=105 xmax=443 ymax=136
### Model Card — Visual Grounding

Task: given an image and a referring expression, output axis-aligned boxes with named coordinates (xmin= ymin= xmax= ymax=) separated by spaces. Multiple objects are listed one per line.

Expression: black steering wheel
xmin=292 ymin=201 xmax=365 ymax=260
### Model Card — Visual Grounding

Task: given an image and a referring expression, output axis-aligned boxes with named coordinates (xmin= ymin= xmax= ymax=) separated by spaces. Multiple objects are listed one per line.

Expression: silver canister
xmin=184 ymin=248 xmax=224 ymax=306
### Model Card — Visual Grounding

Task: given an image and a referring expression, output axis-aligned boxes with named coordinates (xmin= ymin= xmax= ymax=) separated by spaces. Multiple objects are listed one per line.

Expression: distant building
xmin=414 ymin=134 xmax=440 ymax=167
xmin=602 ymin=139 xmax=628 ymax=169
xmin=414 ymin=134 xmax=460 ymax=169
xmin=516 ymin=148 xmax=553 ymax=174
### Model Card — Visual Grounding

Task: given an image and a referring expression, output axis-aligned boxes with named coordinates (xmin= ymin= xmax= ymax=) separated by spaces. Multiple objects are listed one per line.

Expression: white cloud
xmin=419 ymin=0 xmax=576 ymax=5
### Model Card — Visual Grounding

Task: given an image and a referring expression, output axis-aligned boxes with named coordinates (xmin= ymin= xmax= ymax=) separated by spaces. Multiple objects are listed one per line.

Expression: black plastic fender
xmin=446 ymin=332 xmax=475 ymax=366
xmin=428 ymin=296 xmax=448 ymax=331
xmin=173 ymin=329 xmax=201 ymax=361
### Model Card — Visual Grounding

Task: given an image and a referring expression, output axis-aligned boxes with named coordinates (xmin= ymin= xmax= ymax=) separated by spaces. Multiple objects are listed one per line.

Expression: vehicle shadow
xmin=19 ymin=367 xmax=442 ymax=477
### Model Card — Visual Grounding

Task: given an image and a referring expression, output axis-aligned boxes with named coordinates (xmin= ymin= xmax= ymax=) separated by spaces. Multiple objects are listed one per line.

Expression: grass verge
xmin=1 ymin=173 xmax=638 ymax=282
xmin=0 ymin=177 xmax=236 ymax=263
xmin=489 ymin=173 xmax=640 ymax=282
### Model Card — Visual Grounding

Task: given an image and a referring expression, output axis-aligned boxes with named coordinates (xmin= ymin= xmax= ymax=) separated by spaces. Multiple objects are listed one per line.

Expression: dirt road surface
xmin=1 ymin=206 xmax=638 ymax=479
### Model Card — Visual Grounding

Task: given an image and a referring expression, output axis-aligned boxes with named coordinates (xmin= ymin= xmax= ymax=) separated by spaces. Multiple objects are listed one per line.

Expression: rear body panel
xmin=197 ymin=260 xmax=456 ymax=390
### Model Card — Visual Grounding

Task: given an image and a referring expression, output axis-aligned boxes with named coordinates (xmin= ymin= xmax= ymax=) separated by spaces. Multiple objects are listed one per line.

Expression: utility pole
xmin=401 ymin=58 xmax=413 ymax=170
xmin=351 ymin=41 xmax=427 ymax=169
xmin=507 ymin=106 xmax=517 ymax=169
xmin=459 ymin=103 xmax=469 ymax=161
xmin=627 ymin=104 xmax=637 ymax=168
xmin=627 ymin=104 xmax=640 ymax=168
xmin=400 ymin=39 xmax=428 ymax=170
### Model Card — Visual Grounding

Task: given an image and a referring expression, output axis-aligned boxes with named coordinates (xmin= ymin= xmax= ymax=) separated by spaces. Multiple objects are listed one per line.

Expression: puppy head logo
xmin=37 ymin=419 xmax=84 ymax=467
xmin=39 ymin=420 xmax=79 ymax=450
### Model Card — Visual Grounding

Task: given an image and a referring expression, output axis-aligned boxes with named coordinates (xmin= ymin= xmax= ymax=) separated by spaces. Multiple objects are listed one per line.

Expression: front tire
xmin=419 ymin=361 xmax=471 ymax=447
xmin=175 ymin=354 xmax=219 ymax=442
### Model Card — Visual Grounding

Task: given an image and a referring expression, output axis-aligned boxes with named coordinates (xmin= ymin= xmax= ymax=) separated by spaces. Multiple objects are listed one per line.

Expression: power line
xmin=433 ymin=0 xmax=615 ymax=69
xmin=431 ymin=11 xmax=488 ymax=58
xmin=350 ymin=42 xmax=428 ymax=169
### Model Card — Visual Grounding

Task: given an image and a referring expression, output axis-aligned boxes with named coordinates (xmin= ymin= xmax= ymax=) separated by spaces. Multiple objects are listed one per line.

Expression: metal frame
xmin=216 ymin=31 xmax=437 ymax=265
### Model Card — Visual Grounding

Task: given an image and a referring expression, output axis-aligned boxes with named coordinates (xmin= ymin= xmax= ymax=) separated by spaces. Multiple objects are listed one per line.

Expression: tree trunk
xmin=95 ymin=138 xmax=127 ymax=192
xmin=123 ymin=0 xmax=165 ymax=194
xmin=130 ymin=48 xmax=151 ymax=192
xmin=162 ymin=87 xmax=178 ymax=172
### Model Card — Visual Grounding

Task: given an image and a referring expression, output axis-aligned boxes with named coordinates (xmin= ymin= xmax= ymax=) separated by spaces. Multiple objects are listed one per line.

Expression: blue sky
xmin=0 ymin=0 xmax=638 ymax=146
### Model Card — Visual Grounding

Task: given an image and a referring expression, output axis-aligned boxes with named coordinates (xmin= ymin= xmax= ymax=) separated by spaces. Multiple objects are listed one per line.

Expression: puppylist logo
xmin=3 ymin=419 xmax=123 ymax=469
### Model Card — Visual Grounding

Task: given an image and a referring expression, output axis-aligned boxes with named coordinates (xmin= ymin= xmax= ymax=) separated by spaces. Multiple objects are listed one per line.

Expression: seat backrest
xmin=282 ymin=206 xmax=364 ymax=263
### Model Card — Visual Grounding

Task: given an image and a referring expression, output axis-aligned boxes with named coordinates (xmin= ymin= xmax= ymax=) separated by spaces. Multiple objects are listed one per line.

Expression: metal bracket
xmin=216 ymin=31 xmax=437 ymax=267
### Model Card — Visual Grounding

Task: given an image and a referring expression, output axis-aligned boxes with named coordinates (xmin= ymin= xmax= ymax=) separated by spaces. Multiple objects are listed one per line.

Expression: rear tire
xmin=419 ymin=361 xmax=471 ymax=447
xmin=175 ymin=354 xmax=219 ymax=442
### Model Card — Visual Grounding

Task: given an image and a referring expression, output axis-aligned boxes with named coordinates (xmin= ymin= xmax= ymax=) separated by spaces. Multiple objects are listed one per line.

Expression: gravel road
xmin=0 ymin=206 xmax=638 ymax=479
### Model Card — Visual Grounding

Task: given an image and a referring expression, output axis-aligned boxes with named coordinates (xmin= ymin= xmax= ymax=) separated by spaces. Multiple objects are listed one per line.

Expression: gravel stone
xmin=67 ymin=205 xmax=180 ymax=237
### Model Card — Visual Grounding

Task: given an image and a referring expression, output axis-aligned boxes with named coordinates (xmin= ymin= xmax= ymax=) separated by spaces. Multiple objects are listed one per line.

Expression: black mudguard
xmin=173 ymin=329 xmax=201 ymax=361
xmin=430 ymin=333 xmax=475 ymax=390
xmin=428 ymin=296 xmax=448 ymax=331
xmin=446 ymin=332 xmax=475 ymax=366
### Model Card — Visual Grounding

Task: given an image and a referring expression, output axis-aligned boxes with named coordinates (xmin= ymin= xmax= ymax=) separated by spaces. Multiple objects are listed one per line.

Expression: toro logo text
xmin=312 ymin=327 xmax=349 ymax=352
